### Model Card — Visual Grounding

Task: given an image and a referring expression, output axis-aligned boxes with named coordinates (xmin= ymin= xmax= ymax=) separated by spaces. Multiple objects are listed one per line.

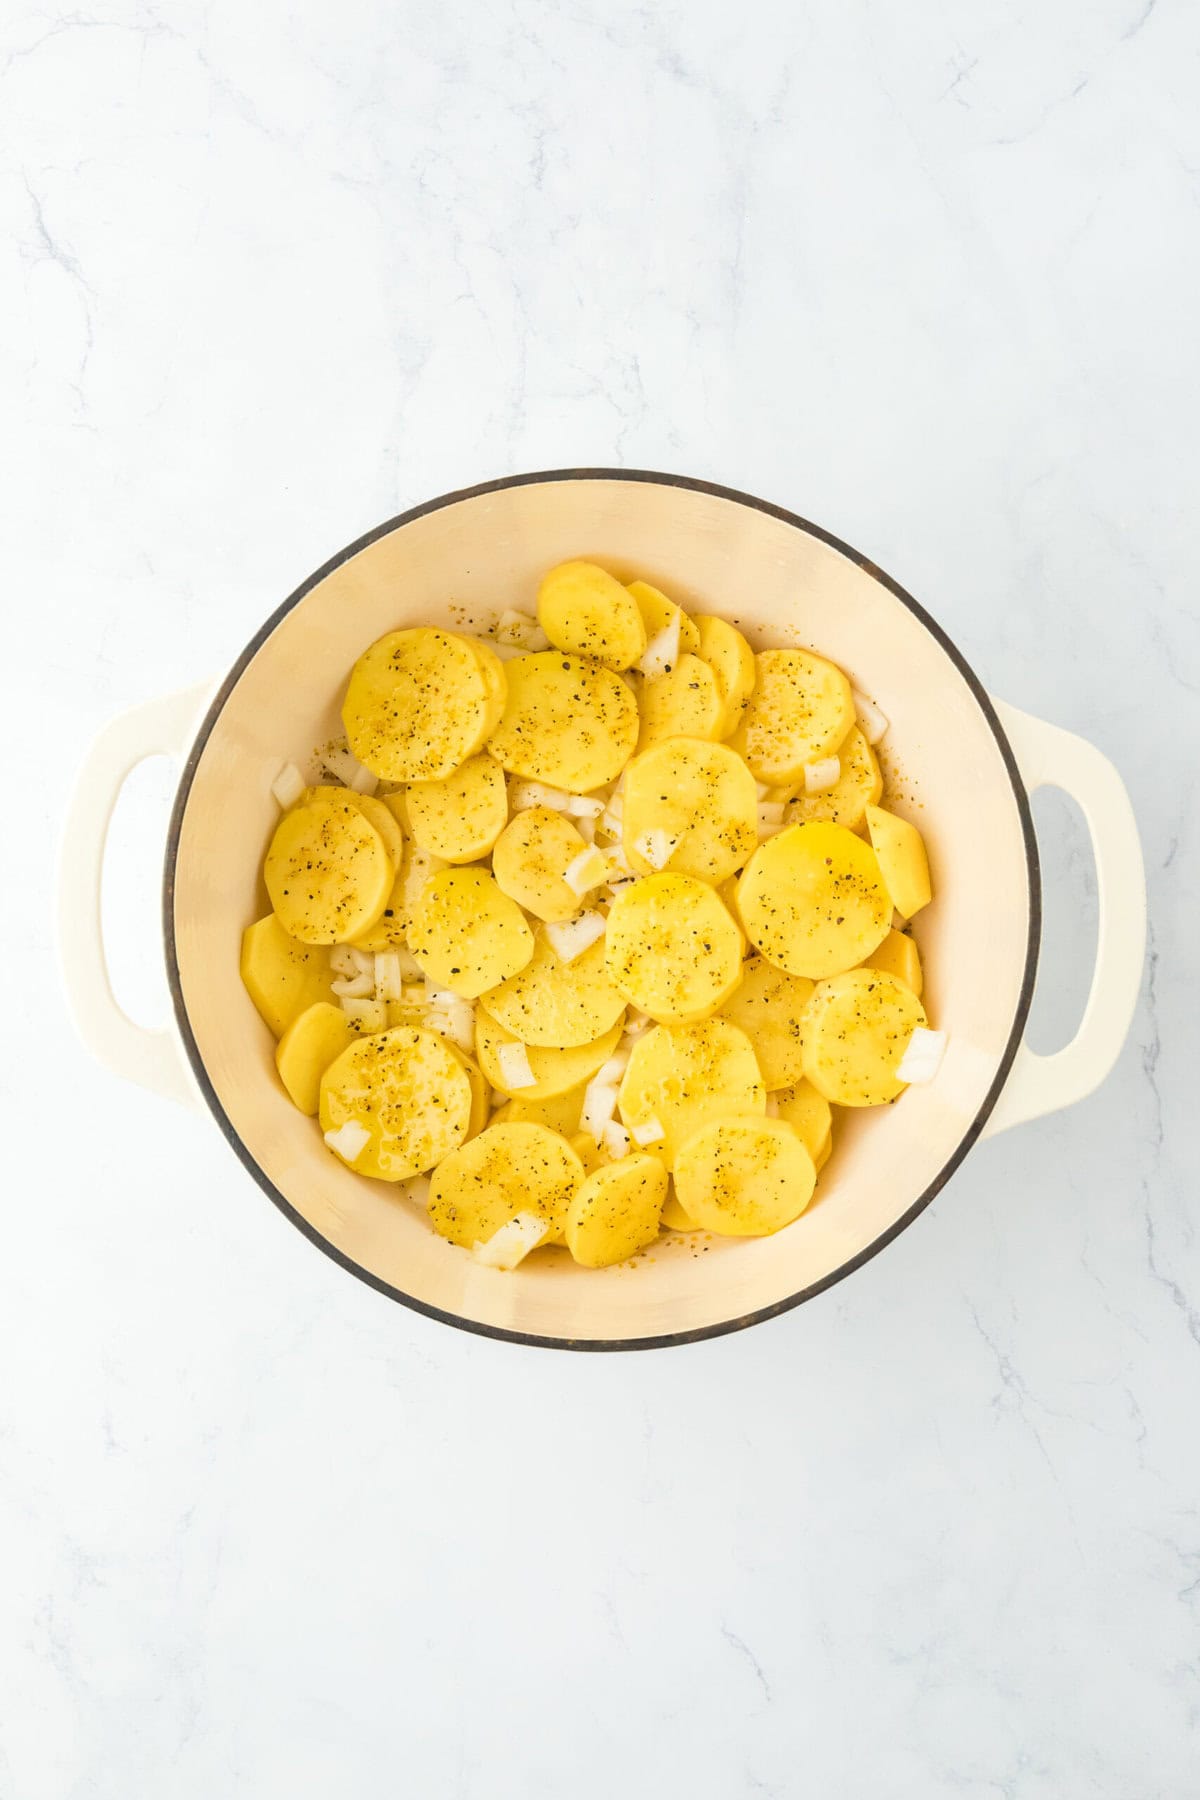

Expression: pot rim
xmin=162 ymin=467 xmax=1042 ymax=1352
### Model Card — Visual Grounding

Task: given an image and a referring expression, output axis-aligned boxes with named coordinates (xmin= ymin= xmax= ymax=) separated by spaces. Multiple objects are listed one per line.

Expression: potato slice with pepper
xmin=275 ymin=1000 xmax=358 ymax=1114
xmin=789 ymin=726 xmax=882 ymax=831
xmin=618 ymin=1019 xmax=765 ymax=1168
xmin=428 ymin=1122 xmax=584 ymax=1248
xmin=407 ymin=867 xmax=534 ymax=999
xmin=565 ymin=1153 xmax=669 ymax=1267
xmin=343 ymin=628 xmax=500 ymax=781
xmin=492 ymin=806 xmax=593 ymax=924
xmin=627 ymin=579 xmax=700 ymax=654
xmin=737 ymin=820 xmax=890 ymax=979
xmin=537 ymin=559 xmax=647 ymax=671
xmin=475 ymin=1013 xmax=625 ymax=1101
xmin=264 ymin=796 xmax=393 ymax=944
xmin=860 ymin=926 xmax=923 ymax=997
xmin=720 ymin=956 xmax=814 ymax=1090
xmin=865 ymin=805 xmax=933 ymax=920
xmin=801 ymin=967 xmax=927 ymax=1106
xmin=622 ymin=738 xmax=757 ymax=884
xmin=694 ymin=615 xmax=755 ymax=736
xmin=732 ymin=648 xmax=854 ymax=785
xmin=241 ymin=915 xmax=337 ymax=1038
xmin=405 ymin=754 xmax=508 ymax=864
xmin=318 ymin=1026 xmax=474 ymax=1179
xmin=772 ymin=1079 xmax=833 ymax=1170
xmin=636 ymin=654 xmax=725 ymax=751
xmin=673 ymin=1116 xmax=815 ymax=1235
xmin=480 ymin=932 xmax=626 ymax=1049
xmin=487 ymin=651 xmax=638 ymax=790
xmin=606 ymin=872 xmax=743 ymax=1025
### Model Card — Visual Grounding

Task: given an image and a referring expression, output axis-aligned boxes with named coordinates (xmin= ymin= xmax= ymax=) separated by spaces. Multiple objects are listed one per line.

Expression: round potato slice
xmin=319 ymin=1026 xmax=474 ymax=1180
xmin=275 ymin=1000 xmax=358 ymax=1115
xmin=492 ymin=806 xmax=592 ymax=924
xmin=493 ymin=1085 xmax=588 ymax=1135
xmin=459 ymin=634 xmax=508 ymax=724
xmin=865 ymin=804 xmax=933 ymax=920
xmin=636 ymin=654 xmax=725 ymax=751
xmin=565 ymin=1153 xmax=669 ymax=1268
xmin=265 ymin=796 xmax=393 ymax=944
xmin=302 ymin=787 xmax=406 ymax=868
xmin=737 ymin=820 xmax=891 ymax=979
xmin=487 ymin=651 xmax=638 ymax=790
xmin=860 ymin=926 xmax=923 ymax=997
xmin=720 ymin=957 xmax=815 ymax=1090
xmin=606 ymin=873 xmax=743 ymax=1025
xmin=428 ymin=1122 xmax=584 ymax=1249
xmin=480 ymin=932 xmax=626 ymax=1049
xmin=733 ymin=648 xmax=854 ymax=785
xmin=618 ymin=1019 xmax=766 ymax=1168
xmin=622 ymin=738 xmax=757 ymax=884
xmin=443 ymin=1041 xmax=490 ymax=1139
xmin=773 ymin=1079 xmax=833 ymax=1170
xmin=349 ymin=837 xmax=445 ymax=953
xmin=659 ymin=1186 xmax=703 ymax=1231
xmin=405 ymin=754 xmax=508 ymax=864
xmin=343 ymin=628 xmax=499 ymax=781
xmin=407 ymin=867 xmax=534 ymax=999
xmin=240 ymin=915 xmax=337 ymax=1038
xmin=673 ymin=1116 xmax=816 ymax=1236
xmin=476 ymin=1013 xmax=625 ymax=1101
xmin=802 ymin=968 xmax=927 ymax=1107
xmin=789 ymin=726 xmax=882 ymax=831
xmin=694 ymin=615 xmax=756 ymax=736
xmin=627 ymin=579 xmax=700 ymax=655
xmin=536 ymin=559 xmax=647 ymax=671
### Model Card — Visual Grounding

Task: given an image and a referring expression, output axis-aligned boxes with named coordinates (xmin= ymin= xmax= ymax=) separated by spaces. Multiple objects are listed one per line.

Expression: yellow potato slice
xmin=343 ymin=628 xmax=500 ymax=781
xmin=659 ymin=1186 xmax=703 ymax=1231
xmin=694 ymin=615 xmax=756 ymax=736
xmin=801 ymin=968 xmax=927 ymax=1106
xmin=865 ymin=805 xmax=933 ymax=919
xmin=428 ymin=1122 xmax=584 ymax=1249
xmin=773 ymin=1079 xmax=833 ymax=1169
xmin=719 ymin=957 xmax=815 ymax=1090
xmin=860 ymin=926 xmax=923 ymax=997
xmin=789 ymin=726 xmax=882 ymax=831
xmin=405 ymin=754 xmax=508 ymax=863
xmin=264 ymin=796 xmax=393 ymax=944
xmin=494 ymin=1085 xmax=588 ymax=1135
xmin=627 ymin=579 xmax=701 ymax=655
xmin=606 ymin=873 xmax=743 ymax=1024
xmin=275 ymin=1001 xmax=358 ymax=1114
xmin=476 ymin=1013 xmax=624 ymax=1100
xmin=491 ymin=806 xmax=592 ymax=923
xmin=318 ymin=1026 xmax=474 ymax=1179
xmin=487 ymin=651 xmax=638 ymax=790
xmin=622 ymin=738 xmax=757 ymax=884
xmin=673 ymin=1116 xmax=815 ymax=1236
xmin=348 ymin=836 xmax=444 ymax=953
xmin=568 ymin=1129 xmax=605 ymax=1175
xmin=480 ymin=932 xmax=626 ymax=1049
xmin=565 ymin=1153 xmax=669 ymax=1268
xmin=733 ymin=648 xmax=854 ymax=785
xmin=302 ymin=787 xmax=406 ymax=869
xmin=636 ymin=654 xmax=725 ymax=751
xmin=240 ymin=915 xmax=337 ymax=1038
xmin=618 ymin=1019 xmax=765 ymax=1168
xmin=717 ymin=875 xmax=748 ymax=952
xmin=459 ymin=634 xmax=508 ymax=725
xmin=407 ymin=867 xmax=534 ymax=999
xmin=737 ymin=820 xmax=890 ymax=979
xmin=536 ymin=559 xmax=647 ymax=671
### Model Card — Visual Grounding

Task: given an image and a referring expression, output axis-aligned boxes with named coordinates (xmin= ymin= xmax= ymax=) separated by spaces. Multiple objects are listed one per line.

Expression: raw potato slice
xmin=660 ymin=1186 xmax=702 ymax=1230
xmin=407 ymin=867 xmax=534 ymax=999
xmin=444 ymin=1042 xmax=490 ymax=1138
xmin=861 ymin=927 xmax=923 ymax=997
xmin=733 ymin=649 xmax=854 ymax=785
xmin=264 ymin=797 xmax=393 ymax=944
xmin=476 ymin=1013 xmax=625 ymax=1101
xmin=487 ymin=651 xmax=638 ymax=790
xmin=627 ymin=579 xmax=700 ymax=654
xmin=537 ymin=559 xmax=647 ymax=671
xmin=565 ymin=1153 xmax=669 ymax=1268
xmin=493 ymin=1086 xmax=588 ymax=1135
xmin=241 ymin=916 xmax=337 ymax=1038
xmin=717 ymin=875 xmax=748 ymax=952
xmin=606 ymin=873 xmax=743 ymax=1024
xmin=801 ymin=968 xmax=928 ymax=1107
xmin=405 ymin=754 xmax=508 ymax=863
xmin=428 ymin=1122 xmax=584 ymax=1248
xmin=773 ymin=1079 xmax=833 ymax=1170
xmin=622 ymin=738 xmax=757 ymax=884
xmin=789 ymin=726 xmax=882 ymax=831
xmin=694 ymin=616 xmax=756 ymax=736
xmin=720 ymin=957 xmax=815 ymax=1090
xmin=480 ymin=933 xmax=625 ymax=1049
xmin=459 ymin=635 xmax=508 ymax=724
xmin=275 ymin=1001 xmax=358 ymax=1114
xmin=737 ymin=820 xmax=891 ymax=979
xmin=318 ymin=1026 xmax=474 ymax=1179
xmin=569 ymin=1129 xmax=605 ymax=1175
xmin=349 ymin=836 xmax=444 ymax=953
xmin=492 ymin=806 xmax=592 ymax=923
xmin=343 ymin=628 xmax=499 ymax=781
xmin=673 ymin=1116 xmax=816 ymax=1236
xmin=637 ymin=654 xmax=725 ymax=751
xmin=302 ymin=787 xmax=406 ymax=868
xmin=618 ymin=1019 xmax=766 ymax=1168
xmin=865 ymin=805 xmax=933 ymax=920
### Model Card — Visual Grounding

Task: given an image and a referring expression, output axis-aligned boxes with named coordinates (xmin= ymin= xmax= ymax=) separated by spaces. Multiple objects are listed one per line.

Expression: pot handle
xmin=981 ymin=699 xmax=1145 ymax=1136
xmin=58 ymin=683 xmax=215 ymax=1108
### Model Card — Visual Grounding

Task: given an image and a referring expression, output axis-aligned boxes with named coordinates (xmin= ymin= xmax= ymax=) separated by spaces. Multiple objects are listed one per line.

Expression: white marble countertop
xmin=4 ymin=0 xmax=1197 ymax=1793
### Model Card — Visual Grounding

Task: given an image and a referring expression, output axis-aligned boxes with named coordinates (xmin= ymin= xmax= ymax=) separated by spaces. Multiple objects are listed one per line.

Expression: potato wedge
xmin=733 ymin=648 xmax=854 ymax=785
xmin=275 ymin=1001 xmax=358 ymax=1114
xmin=476 ymin=1013 xmax=625 ymax=1100
xmin=618 ymin=1018 xmax=766 ymax=1168
xmin=605 ymin=872 xmax=743 ymax=1024
xmin=865 ymin=805 xmax=933 ymax=920
xmin=405 ymin=754 xmax=508 ymax=864
xmin=636 ymin=654 xmax=725 ymax=751
xmin=720 ymin=956 xmax=814 ymax=1090
xmin=622 ymin=738 xmax=757 ymax=884
xmin=789 ymin=726 xmax=882 ymax=831
xmin=565 ymin=1153 xmax=669 ymax=1267
xmin=537 ymin=559 xmax=647 ymax=671
xmin=673 ymin=1116 xmax=815 ymax=1235
xmin=694 ymin=615 xmax=756 ymax=736
xmin=407 ymin=867 xmax=534 ymax=999
xmin=241 ymin=915 xmax=338 ymax=1038
xmin=487 ymin=651 xmax=638 ymax=790
xmin=801 ymin=968 xmax=927 ymax=1106
xmin=491 ymin=806 xmax=593 ymax=923
xmin=627 ymin=579 xmax=700 ymax=655
xmin=428 ymin=1121 xmax=584 ymax=1248
xmin=860 ymin=926 xmax=923 ymax=997
xmin=343 ymin=628 xmax=500 ymax=781
xmin=737 ymin=820 xmax=891 ymax=979
xmin=264 ymin=796 xmax=393 ymax=944
xmin=318 ymin=1026 xmax=474 ymax=1179
xmin=480 ymin=932 xmax=626 ymax=1049
xmin=773 ymin=1079 xmax=833 ymax=1169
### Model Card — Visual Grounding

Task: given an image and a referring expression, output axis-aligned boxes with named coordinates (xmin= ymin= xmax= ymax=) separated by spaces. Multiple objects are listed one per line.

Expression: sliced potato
xmin=536 ymin=559 xmax=647 ymax=671
xmin=636 ymin=653 xmax=725 ymax=751
xmin=568 ymin=1128 xmax=605 ymax=1174
xmin=264 ymin=796 xmax=393 ymax=944
xmin=275 ymin=1001 xmax=358 ymax=1114
xmin=627 ymin=579 xmax=700 ymax=654
xmin=444 ymin=1041 xmax=490 ymax=1138
xmin=719 ymin=957 xmax=814 ymax=1090
xmin=618 ymin=1019 xmax=765 ymax=1168
xmin=349 ymin=837 xmax=444 ymax=952
xmin=343 ymin=628 xmax=500 ymax=780
xmin=302 ymin=787 xmax=406 ymax=868
xmin=318 ymin=1026 xmax=474 ymax=1179
xmin=492 ymin=806 xmax=592 ymax=923
xmin=605 ymin=873 xmax=743 ymax=1025
xmin=480 ymin=932 xmax=625 ymax=1049
xmin=494 ymin=1086 xmax=588 ymax=1135
xmin=737 ymin=820 xmax=890 ymax=979
xmin=565 ymin=1153 xmax=669 ymax=1267
xmin=801 ymin=967 xmax=927 ymax=1107
xmin=865 ymin=805 xmax=933 ymax=919
xmin=407 ymin=867 xmax=534 ymax=999
xmin=487 ymin=651 xmax=638 ymax=790
xmin=659 ymin=1186 xmax=703 ymax=1230
xmin=428 ymin=1122 xmax=584 ymax=1248
xmin=789 ymin=726 xmax=882 ymax=831
xmin=622 ymin=738 xmax=757 ymax=884
xmin=459 ymin=634 xmax=508 ymax=724
xmin=773 ymin=1079 xmax=833 ymax=1169
xmin=717 ymin=875 xmax=748 ymax=952
xmin=476 ymin=1013 xmax=625 ymax=1100
xmin=241 ymin=915 xmax=337 ymax=1038
xmin=733 ymin=648 xmax=854 ymax=785
xmin=673 ymin=1116 xmax=815 ymax=1236
xmin=860 ymin=926 xmax=923 ymax=997
xmin=694 ymin=615 xmax=756 ymax=736
xmin=405 ymin=754 xmax=508 ymax=863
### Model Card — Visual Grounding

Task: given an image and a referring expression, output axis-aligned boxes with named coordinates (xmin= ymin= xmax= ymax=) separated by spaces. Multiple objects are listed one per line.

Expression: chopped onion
xmin=495 ymin=609 xmax=549 ymax=651
xmin=496 ymin=1039 xmax=537 ymax=1090
xmin=804 ymin=757 xmax=841 ymax=795
xmin=332 ymin=972 xmax=374 ymax=998
xmin=425 ymin=1003 xmax=476 ymax=1053
xmin=329 ymin=945 xmax=360 ymax=977
xmin=565 ymin=795 xmax=605 ymax=819
xmin=398 ymin=1173 xmax=431 ymax=1208
xmin=509 ymin=780 xmax=571 ymax=812
xmin=321 ymin=744 xmax=378 ymax=795
xmin=851 ymin=689 xmax=889 ymax=745
xmin=580 ymin=1081 xmax=619 ymax=1141
xmin=595 ymin=1048 xmax=631 ymax=1084
xmin=602 ymin=791 xmax=623 ymax=821
xmin=639 ymin=615 xmax=681 ymax=679
xmin=564 ymin=846 xmax=609 ymax=897
xmin=603 ymin=840 xmax=632 ymax=876
xmin=575 ymin=814 xmax=597 ymax=844
xmin=897 ymin=1027 xmax=947 ymax=1084
xmin=544 ymin=910 xmax=606 ymax=964
xmin=600 ymin=1120 xmax=632 ymax=1160
xmin=423 ymin=978 xmax=461 ymax=1009
xmin=402 ymin=847 xmax=446 ymax=910
xmin=271 ymin=762 xmax=306 ymax=809
xmin=756 ymin=802 xmax=785 ymax=838
xmin=622 ymin=1011 xmax=653 ymax=1038
xmin=630 ymin=1114 xmax=664 ymax=1147
xmin=373 ymin=952 xmax=403 ymax=1002
xmin=324 ymin=1120 xmax=370 ymax=1163
xmin=632 ymin=829 xmax=678 ymax=871
xmin=339 ymin=996 xmax=387 ymax=1031
xmin=395 ymin=945 xmax=424 ymax=980
xmin=490 ymin=641 xmax=525 ymax=661
xmin=471 ymin=1211 xmax=548 ymax=1270
xmin=755 ymin=781 xmax=773 ymax=802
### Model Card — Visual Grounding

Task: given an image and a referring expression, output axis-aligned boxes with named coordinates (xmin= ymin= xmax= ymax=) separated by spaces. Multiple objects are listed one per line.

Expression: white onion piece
xmin=629 ymin=1114 xmax=664 ymax=1147
xmin=401 ymin=847 xmax=446 ymax=910
xmin=423 ymin=979 xmax=461 ymax=1009
xmin=564 ymin=846 xmax=609 ymax=897
xmin=394 ymin=945 xmax=424 ymax=980
xmin=602 ymin=791 xmax=623 ymax=821
xmin=580 ymin=1082 xmax=619 ymax=1141
xmin=603 ymin=840 xmax=632 ymax=875
xmin=329 ymin=945 xmax=360 ymax=977
xmin=622 ymin=1011 xmax=653 ymax=1038
xmin=471 ymin=1211 xmax=548 ymax=1270
xmin=632 ymin=829 xmax=678 ymax=870
xmin=332 ymin=972 xmax=374 ymax=998
xmin=756 ymin=802 xmax=785 ymax=838
xmin=755 ymin=782 xmax=773 ymax=802
xmin=321 ymin=744 xmax=378 ymax=794
xmin=639 ymin=614 xmax=681 ymax=678
xmin=496 ymin=1040 xmax=538 ymax=1090
xmin=804 ymin=757 xmax=841 ymax=795
xmin=489 ymin=1086 xmax=508 ymax=1109
xmin=576 ymin=814 xmax=596 ymax=844
xmin=398 ymin=1173 xmax=431 ymax=1208
xmin=339 ymin=996 xmax=387 ymax=1031
xmin=496 ymin=609 xmax=549 ymax=651
xmin=600 ymin=1120 xmax=632 ymax=1161
xmin=544 ymin=910 xmax=606 ymax=964
xmin=595 ymin=1048 xmax=631 ymax=1085
xmin=851 ymin=689 xmax=889 ymax=745
xmin=897 ymin=1027 xmax=947 ymax=1084
xmin=324 ymin=1120 xmax=371 ymax=1163
xmin=509 ymin=780 xmax=571 ymax=812
xmin=490 ymin=641 xmax=525 ymax=661
xmin=347 ymin=947 xmax=375 ymax=977
xmin=596 ymin=809 xmax=623 ymax=843
xmin=373 ymin=952 xmax=403 ymax=1002
xmin=271 ymin=762 xmax=306 ymax=809
xmin=565 ymin=795 xmax=605 ymax=819
xmin=425 ymin=1003 xmax=476 ymax=1053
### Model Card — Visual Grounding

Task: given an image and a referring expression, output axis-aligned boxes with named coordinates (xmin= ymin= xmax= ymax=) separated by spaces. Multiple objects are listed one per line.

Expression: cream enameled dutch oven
xmin=60 ymin=472 xmax=1146 ymax=1350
